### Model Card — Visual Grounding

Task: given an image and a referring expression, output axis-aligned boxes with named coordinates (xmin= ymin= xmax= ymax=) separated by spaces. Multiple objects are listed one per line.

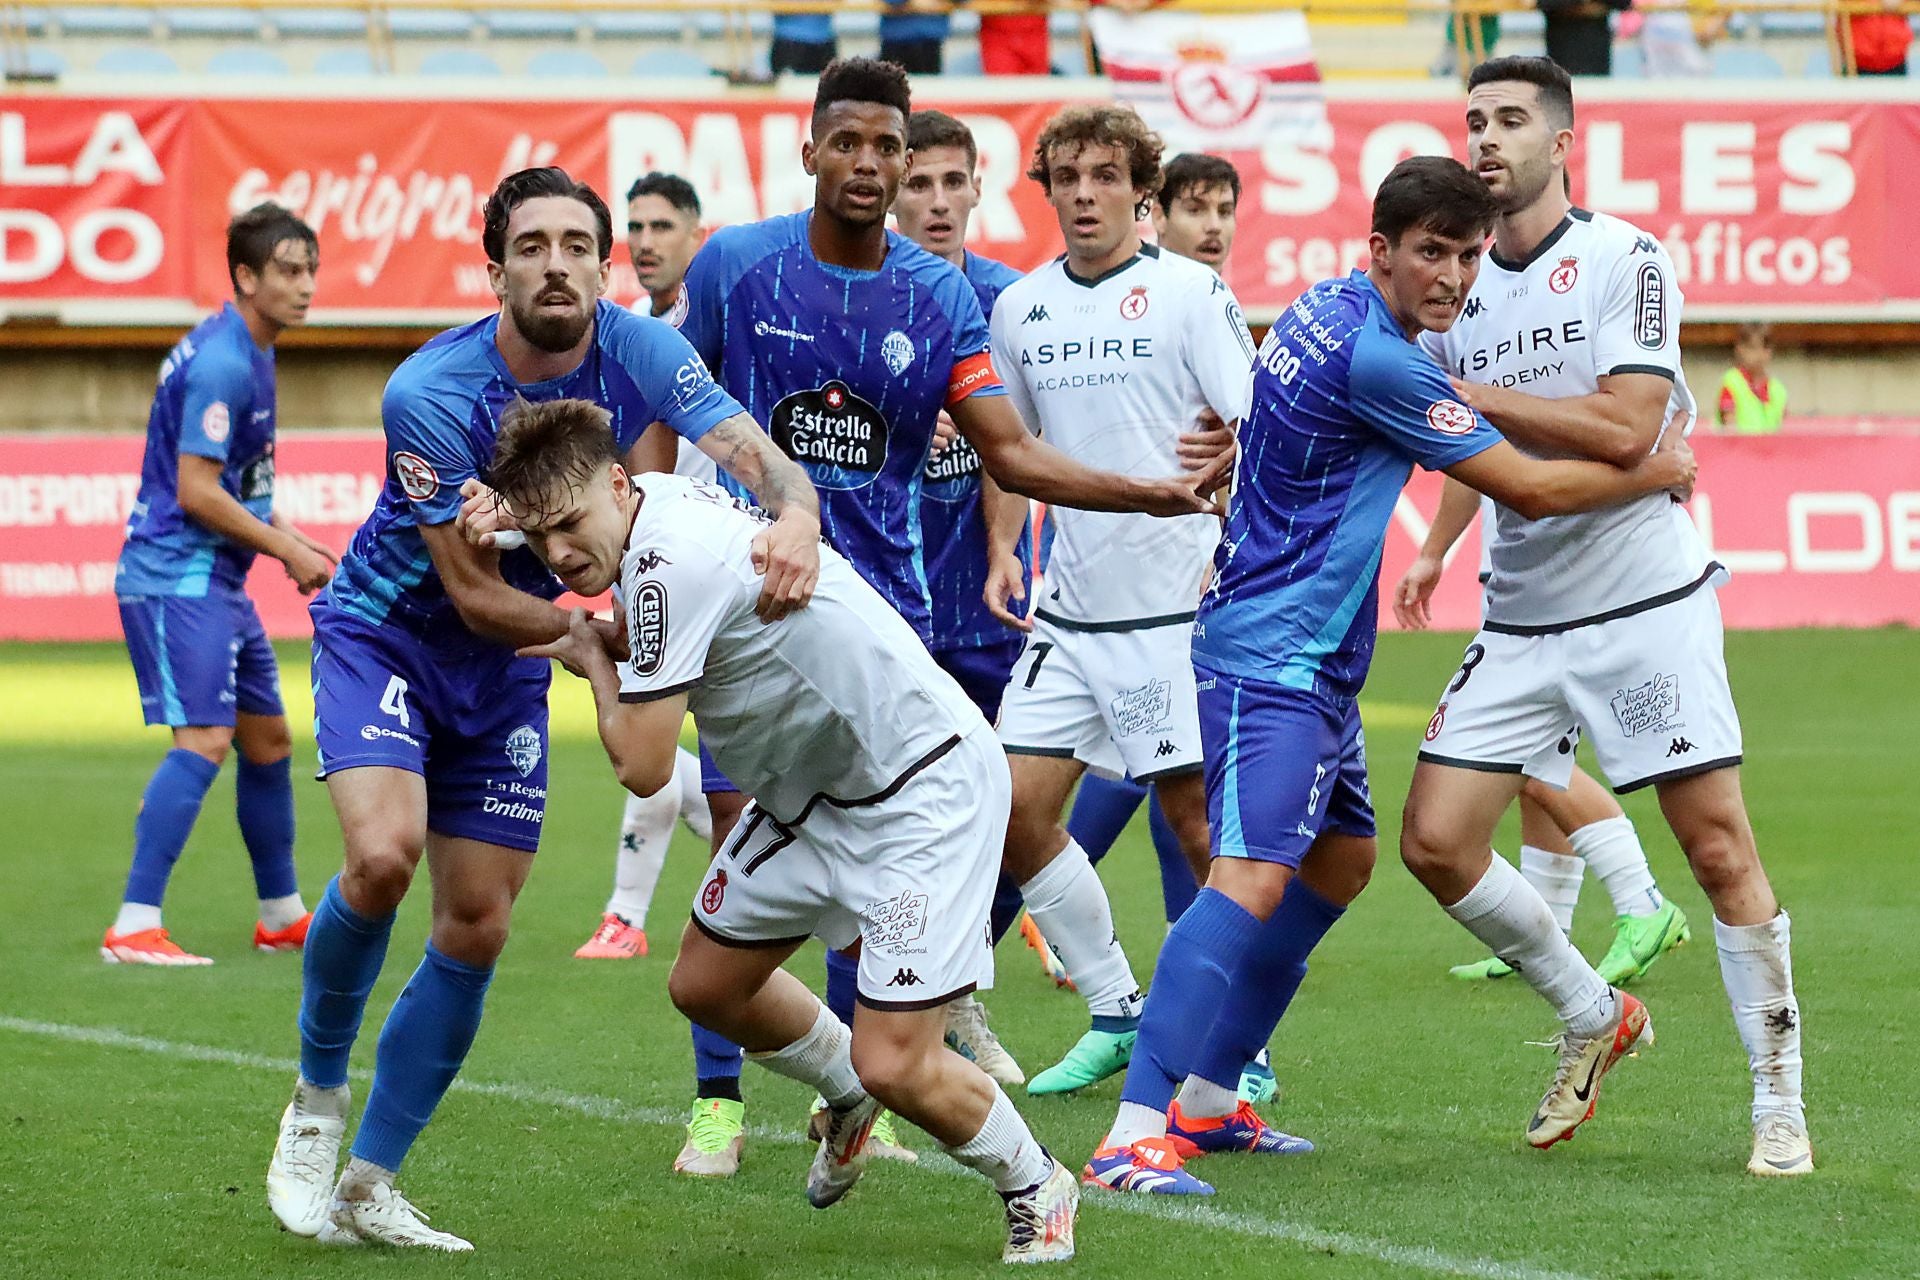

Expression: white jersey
xmin=616 ymin=473 xmax=980 ymax=823
xmin=991 ymin=244 xmax=1254 ymax=628
xmin=632 ymin=292 xmax=716 ymax=483
xmin=1424 ymin=209 xmax=1715 ymax=632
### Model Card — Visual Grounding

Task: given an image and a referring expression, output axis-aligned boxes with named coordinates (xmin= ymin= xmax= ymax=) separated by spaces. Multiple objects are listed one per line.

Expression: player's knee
xmin=341 ymin=842 xmax=418 ymax=914
xmin=173 ymin=725 xmax=232 ymax=766
xmin=1002 ymin=808 xmax=1063 ymax=880
xmin=1679 ymin=812 xmax=1758 ymax=900
xmin=236 ymin=720 xmax=293 ymax=765
xmin=1398 ymin=806 xmax=1464 ymax=886
xmin=432 ymin=894 xmax=513 ymax=966
xmin=667 ymin=963 xmax=723 ymax=1026
xmin=849 ymin=1031 xmax=924 ymax=1109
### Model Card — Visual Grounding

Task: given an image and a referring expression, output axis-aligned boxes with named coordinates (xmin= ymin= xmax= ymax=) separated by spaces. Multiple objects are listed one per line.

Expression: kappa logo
xmin=885 ymin=968 xmax=925 ymax=988
xmin=1120 ymin=285 xmax=1150 ymax=321
xmin=1463 ymin=297 xmax=1486 ymax=319
xmin=1154 ymin=739 xmax=1177 ymax=758
xmin=701 ymin=869 xmax=727 ymax=914
xmin=200 ymin=401 xmax=231 ymax=444
xmin=1634 ymin=262 xmax=1667 ymax=350
xmin=1667 ymin=736 xmax=1697 ymax=757
xmin=392 ymin=451 xmax=440 ymax=502
xmin=1632 ymin=235 xmax=1659 ymax=255
xmin=881 ymin=328 xmax=915 ymax=377
xmin=629 ymin=549 xmax=670 ymax=575
xmin=1025 ymin=303 xmax=1050 ymax=323
xmin=505 ymin=724 xmax=542 ymax=778
xmin=1549 ymin=256 xmax=1580 ymax=294
xmin=630 ymin=579 xmax=669 ymax=678
xmin=1426 ymin=399 xmax=1477 ymax=436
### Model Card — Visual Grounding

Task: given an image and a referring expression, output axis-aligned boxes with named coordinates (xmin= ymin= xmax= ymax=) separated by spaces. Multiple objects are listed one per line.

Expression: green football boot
xmin=1596 ymin=900 xmax=1691 ymax=986
xmin=1026 ymin=1027 xmax=1136 ymax=1095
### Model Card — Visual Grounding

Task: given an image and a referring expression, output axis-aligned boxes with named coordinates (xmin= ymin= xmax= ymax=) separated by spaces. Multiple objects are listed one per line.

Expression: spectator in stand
xmin=1844 ymin=0 xmax=1912 ymax=75
xmin=980 ymin=0 xmax=1052 ymax=75
xmin=882 ymin=0 xmax=954 ymax=74
xmin=1716 ymin=324 xmax=1787 ymax=435
xmin=771 ymin=6 xmax=837 ymax=76
xmin=1538 ymin=0 xmax=1627 ymax=75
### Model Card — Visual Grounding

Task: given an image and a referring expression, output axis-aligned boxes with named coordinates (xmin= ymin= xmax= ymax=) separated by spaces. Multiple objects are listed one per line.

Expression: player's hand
xmin=518 ymin=606 xmax=611 ymax=679
xmin=930 ymin=409 xmax=959 ymax=458
xmin=1177 ymin=410 xmax=1237 ymax=496
xmin=749 ymin=512 xmax=820 ymax=623
xmin=1648 ymin=411 xmax=1697 ymax=502
xmin=984 ymin=548 xmax=1033 ymax=633
xmin=1141 ymin=448 xmax=1234 ymax=519
xmin=456 ymin=478 xmax=521 ymax=549
xmin=1393 ymin=555 xmax=1444 ymax=631
xmin=280 ymin=540 xmax=335 ymax=595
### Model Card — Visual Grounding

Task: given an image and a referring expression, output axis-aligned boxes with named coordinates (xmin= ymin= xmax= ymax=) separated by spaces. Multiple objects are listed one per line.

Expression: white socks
xmin=293 ymin=1077 xmax=350 ymax=1119
xmin=112 ymin=902 xmax=163 ymax=934
xmin=747 ymin=1001 xmax=865 ymax=1110
xmin=1019 ymin=838 xmax=1143 ymax=1021
xmin=260 ymin=893 xmax=307 ymax=931
xmin=1715 ymin=912 xmax=1804 ymax=1122
xmin=1569 ymin=816 xmax=1665 ymax=917
xmin=1107 ymin=1101 xmax=1169 ymax=1150
xmin=672 ymin=746 xmax=713 ymax=843
xmin=607 ymin=783 xmax=676 ymax=923
xmin=1175 ymin=1074 xmax=1239 ymax=1122
xmin=1518 ymin=845 xmax=1584 ymax=935
xmin=1446 ymin=855 xmax=1616 ymax=1038
xmin=944 ymin=1085 xmax=1054 ymax=1193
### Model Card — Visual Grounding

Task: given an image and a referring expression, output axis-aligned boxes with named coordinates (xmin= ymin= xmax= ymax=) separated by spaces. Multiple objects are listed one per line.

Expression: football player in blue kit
xmin=105 ymin=202 xmax=335 ymax=967
xmin=264 ymin=166 xmax=822 ymax=1251
xmin=666 ymin=58 xmax=1232 ymax=1177
xmin=1085 ymin=156 xmax=1697 ymax=1196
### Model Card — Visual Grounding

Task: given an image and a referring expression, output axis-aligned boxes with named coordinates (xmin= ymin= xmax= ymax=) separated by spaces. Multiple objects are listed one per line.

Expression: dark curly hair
xmin=812 ymin=56 xmax=912 ymax=133
xmin=1027 ymin=104 xmax=1164 ymax=220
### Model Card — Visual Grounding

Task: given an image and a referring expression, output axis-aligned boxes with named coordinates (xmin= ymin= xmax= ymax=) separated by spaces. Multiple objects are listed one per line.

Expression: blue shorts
xmin=119 ymin=591 xmax=283 ymax=728
xmin=309 ymin=600 xmax=551 ymax=853
xmin=1197 ymin=665 xmax=1375 ymax=868
xmin=934 ymin=636 xmax=1025 ymax=722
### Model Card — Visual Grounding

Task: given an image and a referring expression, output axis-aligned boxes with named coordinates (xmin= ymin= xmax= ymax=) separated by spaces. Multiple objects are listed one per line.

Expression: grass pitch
xmin=2 ymin=630 xmax=1916 ymax=1279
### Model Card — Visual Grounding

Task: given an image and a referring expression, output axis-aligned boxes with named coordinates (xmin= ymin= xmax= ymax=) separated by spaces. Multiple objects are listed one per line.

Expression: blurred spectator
xmin=1433 ymin=13 xmax=1501 ymax=78
xmin=1640 ymin=0 xmax=1724 ymax=76
xmin=1539 ymin=0 xmax=1628 ymax=75
xmin=882 ymin=0 xmax=953 ymax=74
xmin=1716 ymin=323 xmax=1787 ymax=434
xmin=1844 ymin=0 xmax=1912 ymax=75
xmin=771 ymin=7 xmax=837 ymax=75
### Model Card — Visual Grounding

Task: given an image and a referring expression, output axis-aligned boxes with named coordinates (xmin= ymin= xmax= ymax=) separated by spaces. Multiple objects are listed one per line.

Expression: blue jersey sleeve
xmin=599 ymin=307 xmax=744 ymax=446
xmin=381 ymin=374 xmax=476 ymax=527
xmin=934 ymin=267 xmax=1007 ymax=403
xmin=1347 ymin=326 xmax=1502 ymax=470
xmin=176 ymin=346 xmax=254 ymax=463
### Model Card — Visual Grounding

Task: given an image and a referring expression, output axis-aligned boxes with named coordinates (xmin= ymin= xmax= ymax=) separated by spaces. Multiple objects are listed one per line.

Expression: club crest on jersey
xmin=1634 ymin=262 xmax=1667 ymax=350
xmin=630 ymin=579 xmax=669 ymax=677
xmin=770 ymin=380 xmax=889 ymax=487
xmin=1549 ymin=257 xmax=1579 ymax=294
xmin=392 ymin=451 xmax=440 ymax=501
xmin=505 ymin=725 xmax=542 ymax=778
xmin=1426 ymin=400 xmax=1476 ymax=436
xmin=881 ymin=329 xmax=915 ymax=377
xmin=1120 ymin=286 xmax=1150 ymax=321
xmin=701 ymin=869 xmax=727 ymax=914
xmin=200 ymin=401 xmax=231 ymax=444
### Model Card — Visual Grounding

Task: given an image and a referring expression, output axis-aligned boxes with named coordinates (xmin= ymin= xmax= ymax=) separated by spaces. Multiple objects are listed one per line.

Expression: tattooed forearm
xmin=697 ymin=412 xmax=820 ymax=520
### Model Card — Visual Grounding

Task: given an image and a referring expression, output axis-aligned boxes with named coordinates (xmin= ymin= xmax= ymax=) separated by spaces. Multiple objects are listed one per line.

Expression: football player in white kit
xmin=490 ymin=398 xmax=1081 ymax=1263
xmin=988 ymin=104 xmax=1255 ymax=1094
xmin=573 ymin=171 xmax=718 ymax=963
xmin=1402 ymin=56 xmax=1809 ymax=1175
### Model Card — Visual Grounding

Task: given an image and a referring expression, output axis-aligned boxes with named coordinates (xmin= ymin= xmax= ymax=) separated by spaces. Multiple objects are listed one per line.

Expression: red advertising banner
xmin=3 ymin=89 xmax=1919 ymax=320
xmin=4 ymin=432 xmax=1915 ymax=643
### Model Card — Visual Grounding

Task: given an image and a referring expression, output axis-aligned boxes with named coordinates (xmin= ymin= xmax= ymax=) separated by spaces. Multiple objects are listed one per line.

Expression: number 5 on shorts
xmin=379 ymin=674 xmax=411 ymax=727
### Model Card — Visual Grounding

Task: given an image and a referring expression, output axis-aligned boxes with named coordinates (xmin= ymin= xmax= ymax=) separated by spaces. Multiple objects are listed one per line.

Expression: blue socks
xmin=1150 ymin=802 xmax=1198 ymax=924
xmin=1069 ymin=774 xmax=1147 ymax=867
xmin=826 ymin=947 xmax=859 ymax=1026
xmin=1190 ymin=882 xmax=1345 ymax=1091
xmin=236 ymin=756 xmax=298 ymax=900
xmin=692 ymin=1023 xmax=745 ymax=1101
xmin=988 ymin=872 xmax=1025 ymax=945
xmin=352 ymin=942 xmax=494 ymax=1173
xmin=299 ymin=876 xmax=395 ymax=1090
xmin=122 ymin=748 xmax=219 ymax=907
xmin=1118 ymin=888 xmax=1261 ymax=1113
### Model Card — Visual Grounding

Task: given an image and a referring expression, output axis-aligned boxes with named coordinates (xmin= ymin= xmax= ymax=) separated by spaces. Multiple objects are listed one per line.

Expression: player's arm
xmin=1443 ymin=422 xmax=1695 ymax=521
xmin=625 ymin=421 xmax=681 ymax=476
xmin=1392 ymin=477 xmax=1481 ymax=630
xmin=693 ymin=411 xmax=822 ymax=621
xmin=1449 ymin=371 xmax=1675 ymax=469
xmin=980 ymin=471 xmax=1033 ymax=632
xmin=520 ymin=606 xmax=685 ymax=796
xmin=420 ymin=518 xmax=589 ymax=648
xmin=953 ymin=392 xmax=1227 ymax=517
xmin=174 ymin=456 xmax=336 ymax=593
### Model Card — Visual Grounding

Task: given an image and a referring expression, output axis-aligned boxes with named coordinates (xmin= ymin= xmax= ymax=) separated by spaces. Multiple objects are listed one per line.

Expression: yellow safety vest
xmin=1720 ymin=369 xmax=1785 ymax=435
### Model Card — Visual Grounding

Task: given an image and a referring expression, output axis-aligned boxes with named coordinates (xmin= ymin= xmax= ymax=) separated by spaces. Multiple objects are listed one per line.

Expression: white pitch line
xmin=2 ymin=1015 xmax=1592 ymax=1280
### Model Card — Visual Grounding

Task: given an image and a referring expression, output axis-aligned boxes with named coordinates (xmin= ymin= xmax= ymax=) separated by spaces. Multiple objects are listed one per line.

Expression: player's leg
xmin=231 ymin=601 xmax=310 ymax=949
xmin=577 ymin=785 xmax=675 ymax=959
xmin=1149 ymin=796 xmax=1199 ymax=924
xmin=1530 ymin=769 xmax=1691 ymax=985
xmin=1449 ymin=789 xmax=1577 ymax=981
xmin=678 ymin=747 xmax=752 ymax=1175
xmin=105 ymin=595 xmax=234 ymax=964
xmin=1068 ymin=774 xmax=1149 ymax=868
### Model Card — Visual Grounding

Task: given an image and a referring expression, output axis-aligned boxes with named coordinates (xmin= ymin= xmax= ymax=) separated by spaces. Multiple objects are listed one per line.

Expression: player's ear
xmin=232 ymin=262 xmax=258 ymax=302
xmin=801 ymin=137 xmax=819 ymax=178
xmin=1368 ymin=231 xmax=1392 ymax=273
xmin=486 ymin=260 xmax=508 ymax=304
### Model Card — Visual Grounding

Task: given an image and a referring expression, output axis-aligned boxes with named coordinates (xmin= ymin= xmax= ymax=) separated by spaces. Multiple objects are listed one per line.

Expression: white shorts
xmin=1418 ymin=584 xmax=1743 ymax=793
xmin=996 ymin=615 xmax=1203 ymax=780
xmin=690 ymin=724 xmax=1009 ymax=1010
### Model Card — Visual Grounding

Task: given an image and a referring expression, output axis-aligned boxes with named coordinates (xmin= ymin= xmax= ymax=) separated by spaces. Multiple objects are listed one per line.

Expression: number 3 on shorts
xmin=379 ymin=674 xmax=411 ymax=728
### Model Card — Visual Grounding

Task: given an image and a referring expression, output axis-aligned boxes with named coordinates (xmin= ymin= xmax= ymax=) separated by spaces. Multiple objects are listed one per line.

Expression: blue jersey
xmin=325 ymin=300 xmax=741 ymax=652
xmin=1193 ymin=271 xmax=1501 ymax=698
xmin=117 ymin=303 xmax=278 ymax=597
xmin=681 ymin=210 xmax=1007 ymax=642
xmin=920 ymin=251 xmax=1032 ymax=652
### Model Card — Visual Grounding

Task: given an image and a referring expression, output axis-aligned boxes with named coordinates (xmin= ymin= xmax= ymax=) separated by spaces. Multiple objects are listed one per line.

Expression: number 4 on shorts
xmin=379 ymin=674 xmax=411 ymax=727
